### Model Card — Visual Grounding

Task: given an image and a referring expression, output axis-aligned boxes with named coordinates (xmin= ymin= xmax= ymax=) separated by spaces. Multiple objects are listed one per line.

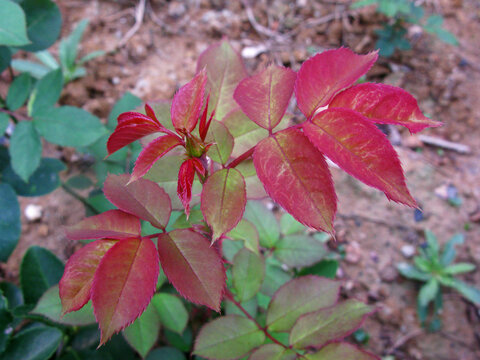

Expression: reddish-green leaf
xmin=92 ymin=237 xmax=159 ymax=345
xmin=104 ymin=174 xmax=171 ymax=230
xmin=107 ymin=123 xmax=161 ymax=156
xmin=197 ymin=40 xmax=247 ymax=120
xmin=130 ymin=134 xmax=182 ymax=183
xmin=232 ymin=248 xmax=265 ymax=302
xmin=171 ymin=70 xmax=207 ymax=134
xmin=206 ymin=120 xmax=234 ymax=164
xmin=289 ymin=299 xmax=374 ymax=349
xmin=193 ymin=315 xmax=265 ymax=360
xmin=249 ymin=344 xmax=297 ymax=360
xmin=59 ymin=239 xmax=116 ymax=314
xmin=253 ymin=128 xmax=336 ymax=234
xmin=306 ymin=342 xmax=380 ymax=360
xmin=177 ymin=159 xmax=196 ymax=217
xmin=303 ymin=108 xmax=416 ymax=207
xmin=266 ymin=276 xmax=340 ymax=332
xmin=329 ymin=83 xmax=441 ymax=133
xmin=65 ymin=209 xmax=141 ymax=240
xmin=234 ymin=65 xmax=296 ymax=130
xmin=295 ymin=48 xmax=378 ymax=118
xmin=201 ymin=168 xmax=246 ymax=242
xmin=157 ymin=229 xmax=225 ymax=311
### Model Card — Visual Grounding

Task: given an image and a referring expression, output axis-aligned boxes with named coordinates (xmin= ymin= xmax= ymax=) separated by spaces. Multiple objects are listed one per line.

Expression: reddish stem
xmin=226 ymin=146 xmax=255 ymax=169
xmin=224 ymin=290 xmax=287 ymax=349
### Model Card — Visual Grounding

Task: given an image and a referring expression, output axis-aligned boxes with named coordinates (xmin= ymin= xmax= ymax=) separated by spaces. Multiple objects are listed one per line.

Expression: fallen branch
xmin=118 ymin=0 xmax=146 ymax=48
xmin=418 ymin=134 xmax=471 ymax=154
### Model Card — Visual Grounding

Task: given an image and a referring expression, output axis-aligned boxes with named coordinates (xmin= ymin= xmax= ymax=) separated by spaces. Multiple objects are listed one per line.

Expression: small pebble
xmin=401 ymin=244 xmax=416 ymax=258
xmin=25 ymin=204 xmax=42 ymax=222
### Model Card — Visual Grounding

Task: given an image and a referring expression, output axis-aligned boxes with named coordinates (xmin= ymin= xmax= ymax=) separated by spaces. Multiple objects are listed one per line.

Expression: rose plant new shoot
xmin=59 ymin=40 xmax=440 ymax=358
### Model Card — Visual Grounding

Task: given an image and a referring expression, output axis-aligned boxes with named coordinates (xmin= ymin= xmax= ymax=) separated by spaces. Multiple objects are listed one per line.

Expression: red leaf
xmin=117 ymin=112 xmax=160 ymax=127
xmin=303 ymin=108 xmax=416 ymax=207
xmin=253 ymin=128 xmax=336 ymax=234
xmin=59 ymin=239 xmax=116 ymax=315
xmin=197 ymin=40 xmax=247 ymax=120
xmin=107 ymin=123 xmax=161 ymax=155
xmin=65 ymin=209 xmax=141 ymax=240
xmin=307 ymin=342 xmax=380 ymax=360
xmin=234 ymin=64 xmax=296 ymax=130
xmin=171 ymin=69 xmax=207 ymax=134
xmin=201 ymin=168 xmax=246 ymax=242
xmin=295 ymin=48 xmax=378 ymax=118
xmin=130 ymin=134 xmax=182 ymax=183
xmin=157 ymin=229 xmax=225 ymax=311
xmin=144 ymin=103 xmax=161 ymax=125
xmin=104 ymin=174 xmax=172 ymax=230
xmin=177 ymin=159 xmax=196 ymax=217
xmin=92 ymin=237 xmax=159 ymax=345
xmin=329 ymin=83 xmax=442 ymax=133
xmin=199 ymin=95 xmax=214 ymax=141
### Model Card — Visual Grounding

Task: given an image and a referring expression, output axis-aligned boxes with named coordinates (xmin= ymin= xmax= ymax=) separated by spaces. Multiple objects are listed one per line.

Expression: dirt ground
xmin=1 ymin=0 xmax=479 ymax=359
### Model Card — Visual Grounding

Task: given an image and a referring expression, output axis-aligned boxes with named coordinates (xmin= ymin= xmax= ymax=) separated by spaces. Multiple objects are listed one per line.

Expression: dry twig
xmin=118 ymin=0 xmax=146 ymax=48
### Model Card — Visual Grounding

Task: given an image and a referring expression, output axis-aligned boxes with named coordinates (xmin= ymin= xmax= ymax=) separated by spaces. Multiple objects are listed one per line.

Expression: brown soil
xmin=1 ymin=0 xmax=479 ymax=359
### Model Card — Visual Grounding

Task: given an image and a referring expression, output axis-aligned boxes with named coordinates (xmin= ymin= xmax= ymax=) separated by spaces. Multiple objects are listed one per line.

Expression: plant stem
xmin=225 ymin=290 xmax=287 ymax=348
xmin=61 ymin=183 xmax=99 ymax=215
xmin=226 ymin=146 xmax=255 ymax=169
xmin=0 ymin=107 xmax=30 ymax=122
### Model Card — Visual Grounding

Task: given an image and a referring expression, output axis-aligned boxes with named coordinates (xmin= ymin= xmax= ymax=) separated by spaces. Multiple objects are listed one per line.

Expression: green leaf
xmin=146 ymin=347 xmax=186 ymax=360
xmin=79 ymin=50 xmax=105 ymax=65
xmin=233 ymin=248 xmax=265 ymax=302
xmin=9 ymin=121 xmax=42 ymax=182
xmin=266 ymin=276 xmax=340 ymax=332
xmin=11 ymin=59 xmax=49 ymax=79
xmin=193 ymin=315 xmax=265 ymax=360
xmin=31 ymin=285 xmax=96 ymax=326
xmin=65 ymin=174 xmax=93 ymax=190
xmin=34 ymin=106 xmax=105 ymax=147
xmin=221 ymin=239 xmax=244 ymax=263
xmin=273 ymin=234 xmax=325 ymax=268
xmin=152 ymin=293 xmax=188 ymax=334
xmin=2 ymin=326 xmax=62 ymax=360
xmin=0 ymin=282 xmax=24 ymax=310
xmin=244 ymin=201 xmax=280 ymax=248
xmin=397 ymin=263 xmax=431 ymax=281
xmin=227 ymin=219 xmax=260 ymax=255
xmin=108 ymin=92 xmax=142 ymax=129
xmin=123 ymin=302 xmax=161 ymax=358
xmin=418 ymin=278 xmax=439 ymax=307
xmin=59 ymin=19 xmax=89 ymax=70
xmin=280 ymin=213 xmax=306 ymax=235
xmin=0 ymin=113 xmax=10 ymax=135
xmin=225 ymin=296 xmax=258 ymax=318
xmin=261 ymin=263 xmax=292 ymax=297
xmin=0 ymin=46 xmax=12 ymax=73
xmin=3 ymin=158 xmax=65 ymax=196
xmin=34 ymin=50 xmax=58 ymax=70
xmin=440 ymin=233 xmax=463 ymax=266
xmin=18 ymin=0 xmax=62 ymax=52
xmin=6 ymin=72 xmax=33 ymax=111
xmin=164 ymin=328 xmax=192 ymax=352
xmin=290 ymin=300 xmax=374 ymax=349
xmin=297 ymin=259 xmax=339 ymax=279
xmin=0 ymin=183 xmax=21 ymax=262
xmin=27 ymin=68 xmax=63 ymax=116
xmin=0 ymin=0 xmax=30 ymax=47
xmin=424 ymin=229 xmax=439 ymax=260
xmin=20 ymin=246 xmax=64 ymax=304
xmin=443 ymin=263 xmax=475 ymax=275
xmin=0 ymin=290 xmax=13 ymax=352
xmin=446 ymin=279 xmax=480 ymax=304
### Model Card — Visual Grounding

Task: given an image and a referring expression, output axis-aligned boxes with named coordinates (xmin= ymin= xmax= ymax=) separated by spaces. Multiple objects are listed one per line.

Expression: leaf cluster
xmin=397 ymin=230 xmax=480 ymax=331
xmin=352 ymin=0 xmax=458 ymax=57
xmin=0 ymin=2 xmax=108 ymax=263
